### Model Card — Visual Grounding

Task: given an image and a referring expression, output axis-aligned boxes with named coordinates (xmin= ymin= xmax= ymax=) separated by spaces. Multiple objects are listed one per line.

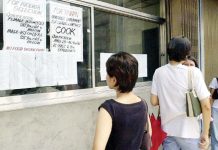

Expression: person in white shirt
xmin=150 ymin=36 xmax=211 ymax=150
xmin=209 ymin=77 xmax=218 ymax=150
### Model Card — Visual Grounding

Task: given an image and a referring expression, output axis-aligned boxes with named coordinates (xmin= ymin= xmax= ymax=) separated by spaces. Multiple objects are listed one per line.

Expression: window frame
xmin=0 ymin=0 xmax=165 ymax=111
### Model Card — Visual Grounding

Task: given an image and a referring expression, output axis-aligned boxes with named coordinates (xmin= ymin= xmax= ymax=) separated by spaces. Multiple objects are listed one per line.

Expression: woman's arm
xmin=147 ymin=114 xmax=152 ymax=136
xmin=150 ymin=94 xmax=159 ymax=106
xmin=199 ymin=97 xmax=211 ymax=150
xmin=92 ymin=108 xmax=112 ymax=150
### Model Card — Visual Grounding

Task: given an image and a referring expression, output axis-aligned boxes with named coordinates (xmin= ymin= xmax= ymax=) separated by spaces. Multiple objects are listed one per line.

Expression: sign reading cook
xmin=49 ymin=1 xmax=83 ymax=62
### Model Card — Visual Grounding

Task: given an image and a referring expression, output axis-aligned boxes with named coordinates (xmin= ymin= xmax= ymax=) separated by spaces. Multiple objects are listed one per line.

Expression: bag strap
xmin=188 ymin=68 xmax=194 ymax=91
xmin=140 ymin=98 xmax=149 ymax=132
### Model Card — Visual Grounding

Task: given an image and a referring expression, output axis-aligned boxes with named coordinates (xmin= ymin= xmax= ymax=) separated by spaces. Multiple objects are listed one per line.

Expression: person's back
xmin=150 ymin=36 xmax=211 ymax=150
xmin=92 ymin=52 xmax=151 ymax=150
xmin=100 ymin=99 xmax=146 ymax=150
xmin=153 ymin=63 xmax=206 ymax=137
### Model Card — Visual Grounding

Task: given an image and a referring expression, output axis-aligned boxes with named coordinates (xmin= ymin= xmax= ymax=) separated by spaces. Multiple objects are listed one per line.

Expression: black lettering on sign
xmin=7 ymin=29 xmax=18 ymax=34
xmin=56 ymin=26 xmax=75 ymax=35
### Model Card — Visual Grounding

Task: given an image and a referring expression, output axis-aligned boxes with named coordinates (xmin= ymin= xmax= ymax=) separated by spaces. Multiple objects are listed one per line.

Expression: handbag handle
xmin=188 ymin=68 xmax=194 ymax=91
xmin=140 ymin=98 xmax=150 ymax=132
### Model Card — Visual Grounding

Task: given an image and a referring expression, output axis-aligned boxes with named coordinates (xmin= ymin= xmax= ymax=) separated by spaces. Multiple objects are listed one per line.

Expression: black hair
xmin=106 ymin=51 xmax=138 ymax=93
xmin=187 ymin=55 xmax=198 ymax=68
xmin=167 ymin=36 xmax=191 ymax=62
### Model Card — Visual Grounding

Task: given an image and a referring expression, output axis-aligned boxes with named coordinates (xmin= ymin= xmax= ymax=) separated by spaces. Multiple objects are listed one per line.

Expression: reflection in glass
xmin=95 ymin=10 xmax=160 ymax=87
xmin=99 ymin=0 xmax=160 ymax=16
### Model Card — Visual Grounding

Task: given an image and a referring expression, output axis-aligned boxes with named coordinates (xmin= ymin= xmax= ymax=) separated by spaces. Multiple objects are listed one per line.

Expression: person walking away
xmin=209 ymin=77 xmax=218 ymax=150
xmin=150 ymin=36 xmax=211 ymax=150
xmin=92 ymin=51 xmax=151 ymax=150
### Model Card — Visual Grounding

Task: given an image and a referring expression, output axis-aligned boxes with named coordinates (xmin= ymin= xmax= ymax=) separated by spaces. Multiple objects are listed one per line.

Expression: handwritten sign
xmin=1 ymin=0 xmax=46 ymax=89
xmin=0 ymin=1 xmax=82 ymax=90
xmin=49 ymin=2 xmax=83 ymax=61
xmin=3 ymin=0 xmax=46 ymax=52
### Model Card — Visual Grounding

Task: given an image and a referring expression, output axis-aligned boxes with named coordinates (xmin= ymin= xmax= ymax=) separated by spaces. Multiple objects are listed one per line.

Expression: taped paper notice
xmin=3 ymin=0 xmax=46 ymax=52
xmin=100 ymin=53 xmax=147 ymax=81
xmin=49 ymin=1 xmax=83 ymax=61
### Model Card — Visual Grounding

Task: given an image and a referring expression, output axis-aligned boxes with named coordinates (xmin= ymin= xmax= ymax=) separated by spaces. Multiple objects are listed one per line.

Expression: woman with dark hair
xmin=183 ymin=55 xmax=198 ymax=68
xmin=150 ymin=36 xmax=211 ymax=150
xmin=93 ymin=51 xmax=151 ymax=150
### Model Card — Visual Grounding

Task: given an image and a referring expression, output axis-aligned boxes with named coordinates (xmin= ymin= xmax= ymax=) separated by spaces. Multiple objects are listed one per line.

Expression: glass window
xmin=94 ymin=10 xmax=160 ymax=86
xmin=0 ymin=1 xmax=2 ymax=50
xmin=44 ymin=1 xmax=93 ymax=91
xmin=0 ymin=0 xmax=162 ymax=97
xmin=0 ymin=1 xmax=92 ymax=97
xmin=98 ymin=0 xmax=160 ymax=16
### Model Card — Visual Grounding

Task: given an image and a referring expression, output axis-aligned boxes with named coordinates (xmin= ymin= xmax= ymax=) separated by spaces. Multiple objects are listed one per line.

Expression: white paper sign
xmin=9 ymin=51 xmax=36 ymax=89
xmin=49 ymin=2 xmax=83 ymax=62
xmin=0 ymin=1 xmax=83 ymax=90
xmin=132 ymin=54 xmax=147 ymax=78
xmin=35 ymin=52 xmax=58 ymax=86
xmin=1 ymin=0 xmax=47 ymax=90
xmin=100 ymin=53 xmax=113 ymax=81
xmin=100 ymin=53 xmax=147 ymax=81
xmin=35 ymin=51 xmax=78 ymax=86
xmin=3 ymin=0 xmax=46 ymax=52
xmin=57 ymin=53 xmax=78 ymax=85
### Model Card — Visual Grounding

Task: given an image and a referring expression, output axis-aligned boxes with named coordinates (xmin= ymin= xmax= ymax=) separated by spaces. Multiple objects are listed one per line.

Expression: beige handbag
xmin=186 ymin=68 xmax=202 ymax=117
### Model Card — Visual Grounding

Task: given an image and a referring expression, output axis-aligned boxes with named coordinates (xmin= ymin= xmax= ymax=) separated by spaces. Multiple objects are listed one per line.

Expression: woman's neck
xmin=116 ymin=91 xmax=132 ymax=98
xmin=169 ymin=60 xmax=185 ymax=65
xmin=115 ymin=91 xmax=140 ymax=104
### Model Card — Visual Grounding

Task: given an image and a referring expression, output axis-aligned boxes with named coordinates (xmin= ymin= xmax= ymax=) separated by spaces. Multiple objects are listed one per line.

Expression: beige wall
xmin=167 ymin=0 xmax=198 ymax=58
xmin=167 ymin=0 xmax=218 ymax=85
xmin=0 ymin=100 xmax=98 ymax=150
xmin=203 ymin=0 xmax=218 ymax=84
xmin=0 ymin=85 xmax=153 ymax=150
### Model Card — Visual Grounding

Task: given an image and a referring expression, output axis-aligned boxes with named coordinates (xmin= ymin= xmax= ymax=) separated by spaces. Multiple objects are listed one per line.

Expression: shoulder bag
xmin=186 ymin=68 xmax=202 ymax=117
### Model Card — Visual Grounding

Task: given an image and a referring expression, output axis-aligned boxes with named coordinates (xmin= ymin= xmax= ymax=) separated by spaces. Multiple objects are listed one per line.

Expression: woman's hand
xmin=199 ymin=133 xmax=209 ymax=150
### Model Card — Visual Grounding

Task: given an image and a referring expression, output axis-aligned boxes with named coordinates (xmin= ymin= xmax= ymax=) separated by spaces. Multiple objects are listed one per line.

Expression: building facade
xmin=0 ymin=0 xmax=217 ymax=149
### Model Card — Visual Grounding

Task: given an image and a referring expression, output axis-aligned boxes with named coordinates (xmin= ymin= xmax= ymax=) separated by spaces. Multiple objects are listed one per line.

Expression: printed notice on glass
xmin=100 ymin=53 xmax=113 ymax=81
xmin=1 ymin=0 xmax=46 ymax=90
xmin=3 ymin=0 xmax=46 ymax=52
xmin=100 ymin=53 xmax=147 ymax=81
xmin=9 ymin=51 xmax=36 ymax=89
xmin=49 ymin=2 xmax=83 ymax=61
xmin=132 ymin=54 xmax=147 ymax=78
xmin=35 ymin=52 xmax=58 ymax=86
xmin=57 ymin=53 xmax=78 ymax=85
